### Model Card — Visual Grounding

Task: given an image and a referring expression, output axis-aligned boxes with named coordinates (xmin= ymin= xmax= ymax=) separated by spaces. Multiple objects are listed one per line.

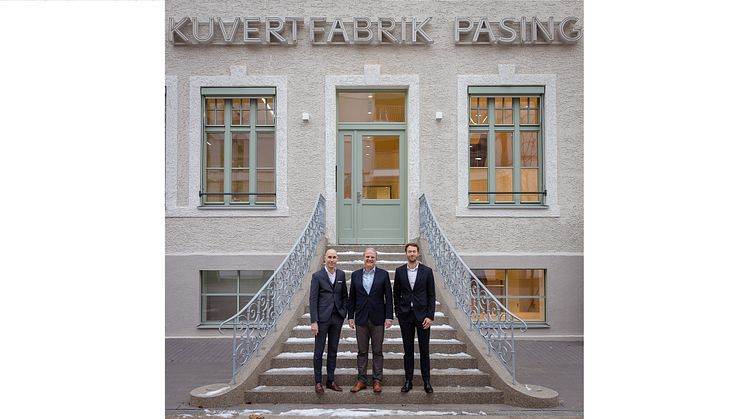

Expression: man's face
xmin=325 ymin=250 xmax=338 ymax=270
xmin=406 ymin=245 xmax=419 ymax=263
xmin=363 ymin=249 xmax=377 ymax=270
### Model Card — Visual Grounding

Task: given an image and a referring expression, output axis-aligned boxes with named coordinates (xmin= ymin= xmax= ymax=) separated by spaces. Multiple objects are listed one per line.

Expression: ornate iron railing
xmin=219 ymin=194 xmax=326 ymax=383
xmin=419 ymin=194 xmax=527 ymax=383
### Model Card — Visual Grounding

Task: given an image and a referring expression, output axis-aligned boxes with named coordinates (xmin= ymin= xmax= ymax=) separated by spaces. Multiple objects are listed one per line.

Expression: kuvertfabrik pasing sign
xmin=168 ymin=16 xmax=583 ymax=46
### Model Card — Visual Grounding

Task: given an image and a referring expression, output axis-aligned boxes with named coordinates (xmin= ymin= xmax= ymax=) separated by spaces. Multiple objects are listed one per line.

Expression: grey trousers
xmin=355 ymin=319 xmax=384 ymax=384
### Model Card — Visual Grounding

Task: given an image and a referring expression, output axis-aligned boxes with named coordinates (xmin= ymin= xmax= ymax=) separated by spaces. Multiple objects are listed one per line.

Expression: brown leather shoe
xmin=373 ymin=380 xmax=383 ymax=393
xmin=350 ymin=381 xmax=367 ymax=393
xmin=314 ymin=383 xmax=324 ymax=394
xmin=326 ymin=381 xmax=342 ymax=392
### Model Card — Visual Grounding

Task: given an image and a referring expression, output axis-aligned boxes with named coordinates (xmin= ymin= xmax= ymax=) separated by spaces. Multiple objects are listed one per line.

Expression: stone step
xmin=258 ymin=367 xmax=490 ymax=386
xmin=298 ymin=312 xmax=450 ymax=326
xmin=271 ymin=351 xmax=478 ymax=369
xmin=290 ymin=324 xmax=457 ymax=339
xmin=245 ymin=385 xmax=503 ymax=404
xmin=303 ymin=301 xmax=441 ymax=313
xmin=283 ymin=337 xmax=466 ymax=353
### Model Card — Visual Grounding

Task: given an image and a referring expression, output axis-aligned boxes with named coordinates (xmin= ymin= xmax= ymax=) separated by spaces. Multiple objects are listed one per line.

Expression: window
xmin=468 ymin=86 xmax=544 ymax=205
xmin=201 ymin=87 xmax=276 ymax=206
xmin=338 ymin=91 xmax=405 ymax=123
xmin=200 ymin=270 xmax=274 ymax=324
xmin=471 ymin=269 xmax=546 ymax=322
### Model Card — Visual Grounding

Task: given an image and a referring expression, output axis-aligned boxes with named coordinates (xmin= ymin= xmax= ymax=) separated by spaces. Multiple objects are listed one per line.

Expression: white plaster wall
xmin=165 ymin=0 xmax=583 ymax=255
xmin=165 ymin=0 xmax=583 ymax=336
xmin=166 ymin=254 xmax=286 ymax=336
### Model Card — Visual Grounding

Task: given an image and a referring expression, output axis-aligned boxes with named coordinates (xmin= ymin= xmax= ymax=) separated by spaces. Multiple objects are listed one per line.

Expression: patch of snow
xmin=203 ymin=409 xmax=236 ymax=418
xmin=199 ymin=386 xmax=230 ymax=397
xmin=275 ymin=351 xmax=407 ymax=358
xmin=278 ymin=408 xmax=460 ymax=416
xmin=237 ymin=409 xmax=273 ymax=415
xmin=431 ymin=352 xmax=471 ymax=358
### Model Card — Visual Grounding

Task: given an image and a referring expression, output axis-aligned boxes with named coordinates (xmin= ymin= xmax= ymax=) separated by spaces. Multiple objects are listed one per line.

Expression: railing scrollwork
xmin=219 ymin=194 xmax=326 ymax=383
xmin=419 ymin=194 xmax=527 ymax=383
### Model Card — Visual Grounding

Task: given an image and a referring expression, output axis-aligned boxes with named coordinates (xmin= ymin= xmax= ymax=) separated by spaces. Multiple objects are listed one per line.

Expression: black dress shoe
xmin=424 ymin=380 xmax=433 ymax=393
xmin=326 ymin=381 xmax=342 ymax=392
xmin=400 ymin=380 xmax=413 ymax=392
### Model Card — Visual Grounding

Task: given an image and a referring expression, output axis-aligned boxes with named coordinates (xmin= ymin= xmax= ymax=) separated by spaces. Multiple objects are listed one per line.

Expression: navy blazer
xmin=309 ymin=268 xmax=348 ymax=323
xmin=393 ymin=263 xmax=436 ymax=323
xmin=347 ymin=267 xmax=393 ymax=326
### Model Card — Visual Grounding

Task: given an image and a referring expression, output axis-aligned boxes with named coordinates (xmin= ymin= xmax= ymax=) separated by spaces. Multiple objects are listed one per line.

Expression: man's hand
xmin=385 ymin=319 xmax=393 ymax=329
xmin=311 ymin=321 xmax=319 ymax=336
xmin=348 ymin=319 xmax=355 ymax=329
xmin=422 ymin=317 xmax=432 ymax=329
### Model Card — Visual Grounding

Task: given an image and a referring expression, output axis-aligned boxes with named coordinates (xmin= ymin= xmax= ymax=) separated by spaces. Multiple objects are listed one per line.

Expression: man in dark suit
xmin=393 ymin=242 xmax=436 ymax=394
xmin=347 ymin=247 xmax=393 ymax=394
xmin=309 ymin=248 xmax=348 ymax=394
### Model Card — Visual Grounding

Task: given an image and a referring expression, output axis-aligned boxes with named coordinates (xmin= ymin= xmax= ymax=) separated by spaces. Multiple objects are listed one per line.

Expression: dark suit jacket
xmin=393 ymin=263 xmax=436 ymax=323
xmin=309 ymin=267 xmax=348 ymax=323
xmin=347 ymin=267 xmax=393 ymax=326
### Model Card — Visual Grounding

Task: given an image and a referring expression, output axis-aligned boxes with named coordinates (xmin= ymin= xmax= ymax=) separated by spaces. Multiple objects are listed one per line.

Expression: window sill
xmin=198 ymin=205 xmax=278 ymax=210
xmin=166 ymin=205 xmax=289 ymax=218
xmin=523 ymin=322 xmax=550 ymax=329
xmin=456 ymin=204 xmax=558 ymax=218
xmin=197 ymin=324 xmax=222 ymax=329
xmin=467 ymin=204 xmax=549 ymax=209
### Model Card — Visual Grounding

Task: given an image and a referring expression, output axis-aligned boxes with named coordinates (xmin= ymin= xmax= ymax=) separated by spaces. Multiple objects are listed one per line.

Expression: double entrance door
xmin=337 ymin=130 xmax=406 ymax=244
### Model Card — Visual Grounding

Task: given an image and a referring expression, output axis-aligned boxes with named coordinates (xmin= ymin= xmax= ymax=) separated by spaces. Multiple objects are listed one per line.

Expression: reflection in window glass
xmin=202 ymin=94 xmax=276 ymax=206
xmin=362 ymin=135 xmax=400 ymax=199
xmin=200 ymin=270 xmax=274 ymax=324
xmin=468 ymin=91 xmax=543 ymax=205
xmin=471 ymin=269 xmax=546 ymax=322
xmin=338 ymin=92 xmax=406 ymax=122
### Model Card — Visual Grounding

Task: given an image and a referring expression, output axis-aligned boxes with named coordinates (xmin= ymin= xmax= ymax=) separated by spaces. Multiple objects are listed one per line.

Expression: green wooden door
xmin=337 ymin=130 xmax=406 ymax=244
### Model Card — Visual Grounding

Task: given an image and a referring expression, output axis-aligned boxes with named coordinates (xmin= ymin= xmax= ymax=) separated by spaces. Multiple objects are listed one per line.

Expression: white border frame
xmin=457 ymin=64 xmax=559 ymax=217
xmin=166 ymin=66 xmax=289 ymax=217
xmin=325 ymin=65 xmax=420 ymax=244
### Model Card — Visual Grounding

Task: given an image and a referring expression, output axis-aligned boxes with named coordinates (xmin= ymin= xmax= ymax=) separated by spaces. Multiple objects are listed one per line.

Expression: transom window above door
xmin=338 ymin=91 xmax=406 ymax=123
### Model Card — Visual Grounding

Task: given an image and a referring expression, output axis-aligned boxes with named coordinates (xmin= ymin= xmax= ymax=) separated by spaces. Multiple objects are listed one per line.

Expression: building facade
xmin=165 ymin=0 xmax=583 ymax=339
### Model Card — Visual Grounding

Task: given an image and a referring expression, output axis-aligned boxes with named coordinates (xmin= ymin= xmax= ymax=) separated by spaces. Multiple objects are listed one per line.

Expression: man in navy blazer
xmin=393 ymin=242 xmax=436 ymax=394
xmin=309 ymin=248 xmax=348 ymax=394
xmin=347 ymin=247 xmax=393 ymax=393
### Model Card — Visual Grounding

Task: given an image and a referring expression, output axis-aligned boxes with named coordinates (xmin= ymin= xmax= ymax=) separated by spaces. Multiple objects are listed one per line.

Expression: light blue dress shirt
xmin=362 ymin=267 xmax=375 ymax=294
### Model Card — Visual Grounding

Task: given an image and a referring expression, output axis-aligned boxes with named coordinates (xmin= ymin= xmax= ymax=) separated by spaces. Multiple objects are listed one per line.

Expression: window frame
xmin=472 ymin=268 xmax=548 ymax=324
xmin=199 ymin=87 xmax=277 ymax=208
xmin=468 ymin=86 xmax=545 ymax=207
xmin=199 ymin=269 xmax=274 ymax=326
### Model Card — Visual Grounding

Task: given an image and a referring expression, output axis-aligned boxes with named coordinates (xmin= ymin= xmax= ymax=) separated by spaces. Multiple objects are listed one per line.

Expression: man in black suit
xmin=393 ymin=242 xmax=436 ymax=394
xmin=347 ymin=247 xmax=393 ymax=394
xmin=309 ymin=248 xmax=348 ymax=394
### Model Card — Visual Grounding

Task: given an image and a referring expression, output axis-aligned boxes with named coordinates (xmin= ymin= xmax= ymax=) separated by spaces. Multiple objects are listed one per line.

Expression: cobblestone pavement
xmin=165 ymin=338 xmax=583 ymax=416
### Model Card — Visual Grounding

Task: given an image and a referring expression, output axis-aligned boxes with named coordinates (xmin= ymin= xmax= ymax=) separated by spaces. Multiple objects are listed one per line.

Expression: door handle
xmin=357 ymin=192 xmax=361 ymax=203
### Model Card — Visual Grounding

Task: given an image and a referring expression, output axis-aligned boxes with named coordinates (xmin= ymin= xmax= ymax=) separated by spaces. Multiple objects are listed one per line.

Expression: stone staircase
xmin=244 ymin=245 xmax=505 ymax=404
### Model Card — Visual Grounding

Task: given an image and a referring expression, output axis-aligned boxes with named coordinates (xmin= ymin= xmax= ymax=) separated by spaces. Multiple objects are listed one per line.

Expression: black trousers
xmin=399 ymin=310 xmax=431 ymax=381
xmin=313 ymin=312 xmax=344 ymax=384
